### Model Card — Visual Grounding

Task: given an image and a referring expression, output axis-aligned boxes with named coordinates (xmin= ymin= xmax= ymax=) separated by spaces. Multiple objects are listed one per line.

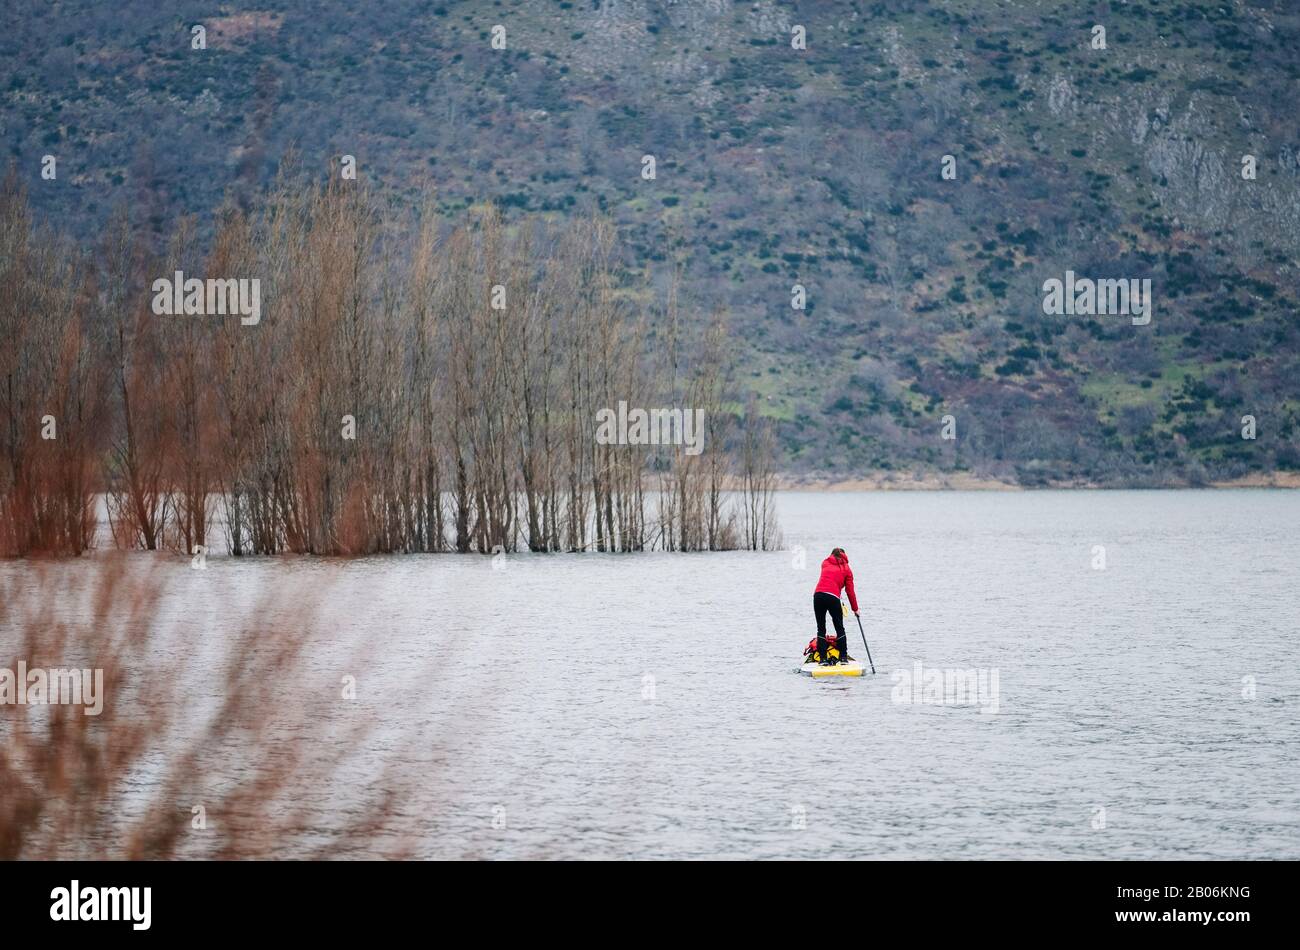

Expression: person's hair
xmin=830 ymin=547 xmax=846 ymax=561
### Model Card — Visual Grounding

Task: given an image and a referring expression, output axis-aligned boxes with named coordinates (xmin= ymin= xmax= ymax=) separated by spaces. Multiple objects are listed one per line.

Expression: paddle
xmin=852 ymin=610 xmax=876 ymax=675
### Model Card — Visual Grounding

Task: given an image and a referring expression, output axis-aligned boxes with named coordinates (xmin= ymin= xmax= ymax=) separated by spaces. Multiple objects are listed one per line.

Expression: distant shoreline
xmin=776 ymin=472 xmax=1300 ymax=491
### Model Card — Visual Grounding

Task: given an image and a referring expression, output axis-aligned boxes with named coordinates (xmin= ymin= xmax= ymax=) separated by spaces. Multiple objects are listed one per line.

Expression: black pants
xmin=814 ymin=591 xmax=848 ymax=657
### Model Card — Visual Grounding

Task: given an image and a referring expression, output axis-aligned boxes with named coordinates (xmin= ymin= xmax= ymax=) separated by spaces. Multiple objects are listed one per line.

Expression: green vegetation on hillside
xmin=3 ymin=0 xmax=1299 ymax=485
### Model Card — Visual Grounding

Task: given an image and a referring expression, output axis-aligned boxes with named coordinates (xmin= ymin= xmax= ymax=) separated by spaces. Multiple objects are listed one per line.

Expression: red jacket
xmin=814 ymin=555 xmax=859 ymax=612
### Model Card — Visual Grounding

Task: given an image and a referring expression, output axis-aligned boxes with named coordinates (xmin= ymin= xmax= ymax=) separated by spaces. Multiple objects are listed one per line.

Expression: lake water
xmin=5 ymin=490 xmax=1299 ymax=859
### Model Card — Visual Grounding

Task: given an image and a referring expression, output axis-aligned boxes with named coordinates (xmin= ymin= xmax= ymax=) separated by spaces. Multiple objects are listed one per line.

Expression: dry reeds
xmin=0 ymin=556 xmax=420 ymax=859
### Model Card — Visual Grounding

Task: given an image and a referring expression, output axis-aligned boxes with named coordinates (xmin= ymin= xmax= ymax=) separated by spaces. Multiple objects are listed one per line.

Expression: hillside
xmin=4 ymin=0 xmax=1299 ymax=485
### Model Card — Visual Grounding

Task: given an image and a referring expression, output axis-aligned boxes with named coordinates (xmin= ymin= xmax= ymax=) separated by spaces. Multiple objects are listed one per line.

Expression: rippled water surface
xmin=6 ymin=490 xmax=1299 ymax=859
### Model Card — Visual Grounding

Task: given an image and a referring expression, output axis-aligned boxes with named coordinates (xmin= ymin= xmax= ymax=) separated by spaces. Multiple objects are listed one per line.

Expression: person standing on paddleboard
xmin=814 ymin=547 xmax=858 ymax=664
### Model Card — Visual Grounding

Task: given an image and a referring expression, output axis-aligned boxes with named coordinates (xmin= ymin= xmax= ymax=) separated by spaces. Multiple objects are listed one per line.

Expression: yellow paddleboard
xmin=800 ymin=661 xmax=865 ymax=678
